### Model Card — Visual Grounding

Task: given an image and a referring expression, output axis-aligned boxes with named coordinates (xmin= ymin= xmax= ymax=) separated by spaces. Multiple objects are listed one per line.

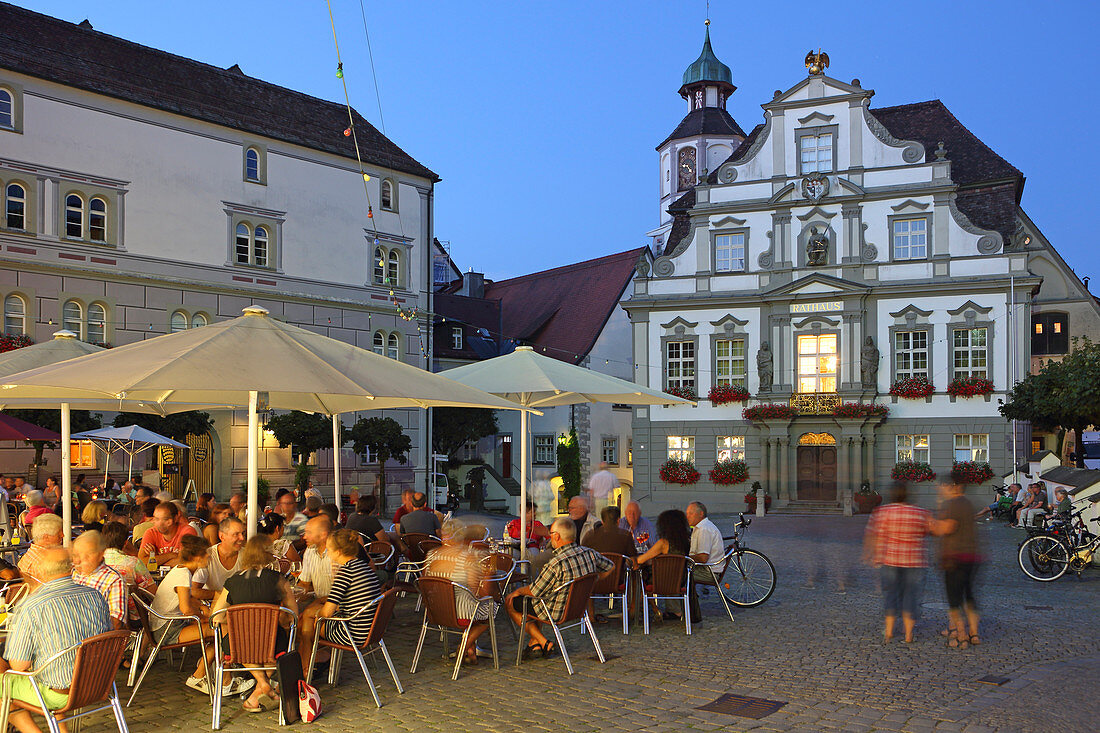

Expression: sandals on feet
xmin=521 ymin=643 xmax=542 ymax=660
xmin=242 ymin=700 xmax=267 ymax=714
xmin=969 ymin=635 xmax=981 ymax=646
xmin=541 ymin=641 xmax=557 ymax=658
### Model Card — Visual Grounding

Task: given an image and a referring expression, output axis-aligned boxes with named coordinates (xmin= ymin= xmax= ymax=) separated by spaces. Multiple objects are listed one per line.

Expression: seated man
xmin=138 ymin=500 xmax=198 ymax=567
xmin=398 ymin=492 xmax=442 ymax=538
xmin=227 ymin=492 xmax=247 ymax=520
xmin=295 ymin=516 xmax=335 ymax=671
xmin=190 ymin=516 xmax=245 ymax=600
xmin=275 ymin=491 xmax=309 ymax=550
xmin=566 ymin=496 xmax=600 ymax=544
xmin=345 ymin=495 xmax=388 ymax=543
xmin=619 ymin=501 xmax=656 ymax=551
xmin=685 ymin=501 xmax=726 ymax=623
xmin=70 ymin=531 xmax=127 ymax=630
xmin=505 ymin=517 xmax=614 ymax=658
xmin=18 ymin=490 xmax=52 ymax=529
xmin=582 ymin=506 xmax=638 ymax=559
xmin=303 ymin=495 xmax=323 ymax=519
xmin=1018 ymin=483 xmax=1049 ymax=528
xmin=0 ymin=546 xmax=111 ymax=733
xmin=131 ymin=498 xmax=159 ymax=544
xmin=17 ymin=513 xmax=64 ymax=593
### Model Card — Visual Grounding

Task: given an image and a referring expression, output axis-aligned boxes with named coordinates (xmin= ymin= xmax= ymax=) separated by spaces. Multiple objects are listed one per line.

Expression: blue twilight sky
xmin=15 ymin=0 xmax=1100 ymax=282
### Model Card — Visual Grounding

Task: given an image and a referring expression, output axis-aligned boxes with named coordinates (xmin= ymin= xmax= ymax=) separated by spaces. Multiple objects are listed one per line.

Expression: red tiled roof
xmin=484 ymin=248 xmax=646 ymax=364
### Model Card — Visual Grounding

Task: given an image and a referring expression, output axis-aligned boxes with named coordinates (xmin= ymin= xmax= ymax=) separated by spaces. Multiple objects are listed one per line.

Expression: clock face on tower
xmin=678 ymin=147 xmax=697 ymax=191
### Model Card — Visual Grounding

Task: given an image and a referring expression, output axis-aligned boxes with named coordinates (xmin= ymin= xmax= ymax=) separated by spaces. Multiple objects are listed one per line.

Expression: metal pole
xmin=61 ymin=402 xmax=72 ymax=547
xmin=519 ymin=407 xmax=528 ymax=561
xmin=1010 ymin=276 xmax=1018 ymax=484
xmin=332 ymin=414 xmax=342 ymax=513
xmin=247 ymin=390 xmax=259 ymax=538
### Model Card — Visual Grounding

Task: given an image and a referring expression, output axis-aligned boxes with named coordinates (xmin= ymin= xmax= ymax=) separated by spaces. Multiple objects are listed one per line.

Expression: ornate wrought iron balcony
xmin=790 ymin=392 xmax=841 ymax=414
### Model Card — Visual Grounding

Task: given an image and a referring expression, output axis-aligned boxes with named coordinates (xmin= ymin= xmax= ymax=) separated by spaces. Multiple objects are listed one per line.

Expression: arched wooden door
xmin=796 ymin=432 xmax=837 ymax=501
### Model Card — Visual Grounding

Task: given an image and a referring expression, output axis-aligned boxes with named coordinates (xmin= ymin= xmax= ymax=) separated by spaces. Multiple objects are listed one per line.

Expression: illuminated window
xmin=896 ymin=434 xmax=930 ymax=463
xmin=70 ymin=440 xmax=97 ymax=469
xmin=717 ymin=435 xmax=745 ymax=462
xmin=667 ymin=435 xmax=695 ymax=462
xmin=797 ymin=334 xmax=837 ymax=393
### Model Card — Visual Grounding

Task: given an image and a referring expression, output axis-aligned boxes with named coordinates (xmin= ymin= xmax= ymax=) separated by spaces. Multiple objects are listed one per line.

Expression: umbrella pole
xmin=519 ymin=407 xmax=528 ymax=561
xmin=61 ymin=402 xmax=72 ymax=547
xmin=332 ymin=414 xmax=341 ymax=513
xmin=247 ymin=390 xmax=259 ymax=538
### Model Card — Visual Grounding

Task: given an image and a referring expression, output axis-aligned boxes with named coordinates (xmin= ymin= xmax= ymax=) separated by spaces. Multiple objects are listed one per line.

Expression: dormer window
xmin=799 ymin=132 xmax=834 ymax=174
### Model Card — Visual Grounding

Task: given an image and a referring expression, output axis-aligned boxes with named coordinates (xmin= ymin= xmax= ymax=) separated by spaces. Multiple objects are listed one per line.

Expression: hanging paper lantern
xmin=363 ymin=173 xmax=371 ymax=181
xmin=343 ymin=128 xmax=352 ymax=137
xmin=368 ymin=206 xmax=373 ymax=218
xmin=336 ymin=63 xmax=344 ymax=79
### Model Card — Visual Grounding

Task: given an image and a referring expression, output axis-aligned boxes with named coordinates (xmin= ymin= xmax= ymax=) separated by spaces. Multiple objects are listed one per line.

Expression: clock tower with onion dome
xmin=652 ymin=21 xmax=747 ymax=249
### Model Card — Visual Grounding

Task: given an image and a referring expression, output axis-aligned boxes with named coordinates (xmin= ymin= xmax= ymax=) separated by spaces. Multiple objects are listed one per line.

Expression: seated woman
xmin=504 ymin=502 xmax=550 ymax=552
xmin=81 ymin=500 xmax=109 ymax=534
xmin=299 ymin=529 xmax=383 ymax=673
xmin=149 ymin=534 xmax=254 ymax=697
xmin=204 ymin=503 xmax=231 ymax=547
xmin=632 ymin=509 xmax=692 ymax=621
xmin=18 ymin=489 xmax=52 ymax=529
xmin=211 ymin=535 xmax=295 ymax=713
xmin=424 ymin=524 xmax=490 ymax=665
xmin=257 ymin=512 xmax=302 ymax=568
xmin=102 ymin=521 xmax=156 ymax=594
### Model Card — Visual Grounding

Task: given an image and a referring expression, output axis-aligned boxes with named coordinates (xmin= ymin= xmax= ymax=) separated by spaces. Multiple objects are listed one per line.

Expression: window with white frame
xmin=70 ymin=440 xmax=97 ymax=469
xmin=4 ymin=294 xmax=26 ymax=335
xmin=235 ymin=224 xmax=250 ymax=264
xmin=63 ymin=194 xmax=111 ymax=242
xmin=954 ymin=433 xmax=988 ymax=462
xmin=714 ymin=338 xmax=747 ymax=387
xmin=0 ymin=89 xmax=12 ymax=129
xmin=714 ymin=233 xmax=746 ymax=272
xmin=894 ymin=330 xmax=928 ymax=381
xmin=387 ymin=250 xmax=400 ymax=287
xmin=953 ymin=328 xmax=988 ymax=379
xmin=667 ymin=435 xmax=695 ymax=462
xmin=799 ymin=132 xmax=833 ymax=174
xmin=89 ymin=197 xmax=107 ymax=242
xmin=665 ymin=340 xmax=695 ymax=391
xmin=234 ymin=223 xmax=272 ymax=267
xmin=358 ymin=446 xmax=374 ymax=465
xmin=87 ymin=303 xmax=106 ymax=344
xmin=253 ymin=226 xmax=269 ymax=267
xmin=245 ymin=148 xmax=261 ymax=182
xmin=191 ymin=313 xmax=208 ymax=329
xmin=896 ymin=434 xmax=930 ymax=463
xmin=797 ymin=334 xmax=838 ymax=393
xmin=461 ymin=439 xmax=480 ymax=462
xmin=373 ymin=247 xmax=386 ymax=285
xmin=372 ymin=331 xmax=385 ymax=355
xmin=892 ymin=218 xmax=927 ymax=260
xmin=5 ymin=183 xmax=25 ymax=230
xmin=63 ymin=300 xmax=83 ymax=338
xmin=452 ymin=327 xmax=463 ymax=350
xmin=381 ymin=179 xmax=394 ymax=211
xmin=717 ymin=435 xmax=745 ymax=462
xmin=170 ymin=311 xmax=188 ymax=333
xmin=533 ymin=435 xmax=555 ymax=464
xmin=65 ymin=194 xmax=83 ymax=238
xmin=387 ymin=332 xmax=399 ymax=360
xmin=602 ymin=437 xmax=618 ymax=465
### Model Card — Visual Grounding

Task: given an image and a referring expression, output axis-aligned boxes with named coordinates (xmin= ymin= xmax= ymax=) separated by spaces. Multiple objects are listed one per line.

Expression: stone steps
xmin=770 ymin=501 xmax=845 ymax=515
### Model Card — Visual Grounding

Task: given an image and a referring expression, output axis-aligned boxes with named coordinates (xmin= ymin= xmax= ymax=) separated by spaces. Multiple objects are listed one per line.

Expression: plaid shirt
xmin=865 ymin=503 xmax=931 ymax=568
xmin=529 ymin=543 xmax=613 ymax=621
xmin=73 ymin=563 xmax=128 ymax=625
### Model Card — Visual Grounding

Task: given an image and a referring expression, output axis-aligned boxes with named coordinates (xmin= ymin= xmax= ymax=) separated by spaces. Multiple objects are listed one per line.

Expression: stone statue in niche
xmin=806 ymin=227 xmax=829 ymax=266
xmin=757 ymin=341 xmax=774 ymax=392
xmin=860 ymin=336 xmax=880 ymax=388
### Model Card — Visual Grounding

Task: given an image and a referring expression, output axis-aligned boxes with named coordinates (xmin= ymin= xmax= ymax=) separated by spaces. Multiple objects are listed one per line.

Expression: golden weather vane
xmin=805 ymin=48 xmax=830 ymax=75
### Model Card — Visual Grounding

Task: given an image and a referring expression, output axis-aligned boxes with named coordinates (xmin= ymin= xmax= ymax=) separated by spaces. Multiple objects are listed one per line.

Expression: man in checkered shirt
xmin=506 ymin=517 xmax=614 ymax=657
xmin=71 ymin=530 xmax=128 ymax=630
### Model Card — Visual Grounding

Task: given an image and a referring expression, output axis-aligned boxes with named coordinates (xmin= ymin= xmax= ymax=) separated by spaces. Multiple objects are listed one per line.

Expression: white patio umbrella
xmin=1 ymin=306 xmax=526 ymax=537
xmin=444 ymin=345 xmax=692 ymax=555
xmin=70 ymin=424 xmax=189 ymax=485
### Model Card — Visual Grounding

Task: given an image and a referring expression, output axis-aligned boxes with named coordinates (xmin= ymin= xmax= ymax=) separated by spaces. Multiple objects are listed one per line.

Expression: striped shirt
xmin=72 ymin=563 xmax=127 ymax=625
xmin=865 ymin=503 xmax=932 ymax=568
xmin=529 ymin=543 xmax=614 ymax=621
xmin=5 ymin=576 xmax=111 ymax=688
xmin=424 ymin=546 xmax=489 ymax=621
xmin=299 ymin=546 xmax=333 ymax=598
xmin=327 ymin=557 xmax=382 ymax=647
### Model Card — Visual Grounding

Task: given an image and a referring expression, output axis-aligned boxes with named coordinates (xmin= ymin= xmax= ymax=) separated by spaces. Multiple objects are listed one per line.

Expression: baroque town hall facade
xmin=626 ymin=30 xmax=1100 ymax=511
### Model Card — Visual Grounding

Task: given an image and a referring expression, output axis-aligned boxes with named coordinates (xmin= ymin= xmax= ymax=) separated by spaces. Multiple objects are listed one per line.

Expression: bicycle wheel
xmin=1017 ymin=534 xmax=1069 ymax=581
xmin=720 ymin=548 xmax=776 ymax=607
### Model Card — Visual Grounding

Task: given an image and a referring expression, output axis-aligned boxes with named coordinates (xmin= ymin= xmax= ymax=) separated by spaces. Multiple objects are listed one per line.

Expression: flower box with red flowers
xmin=0 ymin=333 xmax=33 ymax=353
xmin=950 ymin=461 xmax=994 ymax=484
xmin=947 ymin=376 xmax=994 ymax=398
xmin=891 ymin=460 xmax=936 ymax=483
xmin=708 ymin=459 xmax=749 ymax=486
xmin=741 ymin=403 xmax=798 ymax=421
xmin=889 ymin=376 xmax=935 ymax=399
xmin=831 ymin=402 xmax=889 ymax=419
xmin=663 ymin=385 xmax=697 ymax=401
xmin=659 ymin=458 xmax=700 ymax=485
xmin=708 ymin=384 xmax=750 ymax=405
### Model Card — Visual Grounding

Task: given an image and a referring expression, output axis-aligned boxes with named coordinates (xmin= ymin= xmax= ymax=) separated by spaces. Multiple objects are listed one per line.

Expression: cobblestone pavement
xmin=84 ymin=514 xmax=1100 ymax=732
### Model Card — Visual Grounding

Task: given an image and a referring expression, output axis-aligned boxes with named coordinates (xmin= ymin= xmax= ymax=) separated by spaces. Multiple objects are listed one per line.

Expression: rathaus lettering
xmin=790 ymin=301 xmax=843 ymax=314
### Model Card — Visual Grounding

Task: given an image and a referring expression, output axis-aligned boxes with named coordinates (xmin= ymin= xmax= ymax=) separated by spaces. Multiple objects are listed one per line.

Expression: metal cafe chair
xmin=692 ymin=546 xmax=738 ymax=624
xmin=127 ymin=588 xmax=212 ymax=706
xmin=411 ymin=577 xmax=498 ymax=681
xmin=210 ymin=603 xmax=298 ymax=729
xmin=307 ymin=589 xmax=403 ymax=707
xmin=0 ymin=629 xmax=131 ymax=733
xmin=641 ymin=554 xmax=693 ymax=635
xmin=514 ymin=572 xmax=605 ymax=676
xmin=590 ymin=552 xmax=631 ymax=635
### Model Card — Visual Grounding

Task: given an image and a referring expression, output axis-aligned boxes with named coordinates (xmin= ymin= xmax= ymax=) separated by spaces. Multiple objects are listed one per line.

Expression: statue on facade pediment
xmin=861 ymin=336 xmax=879 ymax=388
xmin=806 ymin=227 xmax=829 ymax=266
xmin=757 ymin=341 xmax=774 ymax=392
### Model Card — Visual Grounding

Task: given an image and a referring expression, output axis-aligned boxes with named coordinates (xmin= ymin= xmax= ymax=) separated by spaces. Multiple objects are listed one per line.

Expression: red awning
xmin=0 ymin=413 xmax=62 ymax=442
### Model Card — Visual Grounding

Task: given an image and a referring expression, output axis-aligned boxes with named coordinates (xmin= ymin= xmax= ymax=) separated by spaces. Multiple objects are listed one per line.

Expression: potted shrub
xmin=891 ymin=460 xmax=936 ymax=483
xmin=659 ymin=458 xmax=700 ymax=485
xmin=947 ymin=376 xmax=994 ymax=398
xmin=664 ymin=385 xmax=697 ymax=401
xmin=832 ymin=402 xmax=889 ymax=419
xmin=950 ymin=461 xmax=995 ymax=484
xmin=709 ymin=459 xmax=749 ymax=485
xmin=239 ymin=476 xmax=272 ymax=508
xmin=742 ymin=403 xmax=798 ymax=421
xmin=854 ymin=481 xmax=882 ymax=513
xmin=708 ymin=384 xmax=750 ymax=405
xmin=889 ymin=375 xmax=935 ymax=399
xmin=744 ymin=481 xmax=771 ymax=513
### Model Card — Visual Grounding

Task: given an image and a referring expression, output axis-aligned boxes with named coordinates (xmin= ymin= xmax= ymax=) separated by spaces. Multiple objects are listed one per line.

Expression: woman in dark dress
xmin=211 ymin=535 xmax=295 ymax=713
xmin=632 ymin=509 xmax=692 ymax=620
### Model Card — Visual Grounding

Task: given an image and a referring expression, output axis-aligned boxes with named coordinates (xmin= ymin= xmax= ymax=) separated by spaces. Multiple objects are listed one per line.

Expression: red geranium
xmin=891 ymin=460 xmax=936 ymax=482
xmin=0 ymin=333 xmax=33 ymax=353
xmin=708 ymin=384 xmax=750 ymax=405
xmin=950 ymin=461 xmax=994 ymax=484
xmin=947 ymin=376 xmax=994 ymax=397
xmin=659 ymin=458 xmax=700 ymax=485
xmin=742 ymin=403 xmax=798 ymax=421
xmin=889 ymin=376 xmax=935 ymax=399
xmin=708 ymin=459 xmax=749 ymax=485
xmin=832 ymin=402 xmax=889 ymax=418
xmin=664 ymin=385 xmax=697 ymax=401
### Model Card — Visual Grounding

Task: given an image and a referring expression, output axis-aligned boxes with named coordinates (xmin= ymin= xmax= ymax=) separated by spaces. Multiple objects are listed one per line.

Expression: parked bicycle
xmin=701 ymin=513 xmax=776 ymax=607
xmin=1017 ymin=509 xmax=1100 ymax=581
